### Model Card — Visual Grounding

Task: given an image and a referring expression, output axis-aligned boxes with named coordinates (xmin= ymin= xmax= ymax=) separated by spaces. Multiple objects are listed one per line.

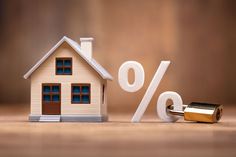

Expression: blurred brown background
xmin=0 ymin=0 xmax=235 ymax=113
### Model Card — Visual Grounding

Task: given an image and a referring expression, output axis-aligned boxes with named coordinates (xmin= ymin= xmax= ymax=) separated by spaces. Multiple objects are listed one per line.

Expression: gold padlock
xmin=167 ymin=102 xmax=223 ymax=123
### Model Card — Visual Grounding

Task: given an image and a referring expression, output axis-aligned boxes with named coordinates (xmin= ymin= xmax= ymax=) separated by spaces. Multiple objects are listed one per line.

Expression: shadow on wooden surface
xmin=0 ymin=104 xmax=235 ymax=157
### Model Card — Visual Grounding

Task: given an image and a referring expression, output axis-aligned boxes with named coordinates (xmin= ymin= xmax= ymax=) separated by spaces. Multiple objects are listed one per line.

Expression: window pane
xmin=72 ymin=86 xmax=80 ymax=93
xmin=64 ymin=60 xmax=72 ymax=66
xmin=56 ymin=68 xmax=63 ymax=74
xmin=82 ymin=86 xmax=90 ymax=94
xmin=82 ymin=95 xmax=89 ymax=103
xmin=64 ymin=68 xmax=72 ymax=74
xmin=43 ymin=95 xmax=50 ymax=102
xmin=52 ymin=86 xmax=59 ymax=93
xmin=56 ymin=58 xmax=72 ymax=75
xmin=72 ymin=95 xmax=80 ymax=103
xmin=43 ymin=86 xmax=50 ymax=93
xmin=56 ymin=60 xmax=63 ymax=66
xmin=52 ymin=95 xmax=60 ymax=102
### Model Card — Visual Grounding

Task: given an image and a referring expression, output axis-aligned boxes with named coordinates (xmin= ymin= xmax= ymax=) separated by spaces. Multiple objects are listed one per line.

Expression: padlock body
xmin=184 ymin=102 xmax=223 ymax=123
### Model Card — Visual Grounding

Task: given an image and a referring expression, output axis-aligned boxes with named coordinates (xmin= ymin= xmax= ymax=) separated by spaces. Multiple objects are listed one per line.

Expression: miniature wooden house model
xmin=24 ymin=36 xmax=113 ymax=122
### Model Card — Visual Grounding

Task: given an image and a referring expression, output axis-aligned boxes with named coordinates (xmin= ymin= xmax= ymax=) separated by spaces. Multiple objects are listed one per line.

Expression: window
xmin=42 ymin=84 xmax=60 ymax=103
xmin=56 ymin=58 xmax=72 ymax=75
xmin=102 ymin=84 xmax=105 ymax=104
xmin=71 ymin=84 xmax=90 ymax=104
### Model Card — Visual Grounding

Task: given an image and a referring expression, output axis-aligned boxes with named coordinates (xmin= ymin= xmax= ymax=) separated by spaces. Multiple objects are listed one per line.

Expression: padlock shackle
xmin=167 ymin=105 xmax=184 ymax=116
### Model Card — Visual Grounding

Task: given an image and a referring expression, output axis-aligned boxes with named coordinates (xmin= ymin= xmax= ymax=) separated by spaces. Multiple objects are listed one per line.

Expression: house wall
xmin=30 ymin=42 xmax=105 ymax=116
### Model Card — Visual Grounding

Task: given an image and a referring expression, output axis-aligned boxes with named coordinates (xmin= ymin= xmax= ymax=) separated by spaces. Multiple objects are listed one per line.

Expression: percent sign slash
xmin=118 ymin=61 xmax=183 ymax=123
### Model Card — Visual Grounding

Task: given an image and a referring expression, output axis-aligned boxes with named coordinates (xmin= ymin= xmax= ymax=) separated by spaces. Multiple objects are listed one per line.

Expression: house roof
xmin=23 ymin=36 xmax=113 ymax=80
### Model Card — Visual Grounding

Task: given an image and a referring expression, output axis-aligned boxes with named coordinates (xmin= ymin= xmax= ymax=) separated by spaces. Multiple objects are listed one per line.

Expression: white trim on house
xmin=23 ymin=36 xmax=113 ymax=80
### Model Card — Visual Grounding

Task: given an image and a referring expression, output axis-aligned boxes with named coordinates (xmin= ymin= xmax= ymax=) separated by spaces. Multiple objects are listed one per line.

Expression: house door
xmin=42 ymin=84 xmax=61 ymax=115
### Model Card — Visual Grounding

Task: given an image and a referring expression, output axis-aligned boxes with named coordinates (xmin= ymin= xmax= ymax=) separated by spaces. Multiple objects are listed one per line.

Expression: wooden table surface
xmin=0 ymin=104 xmax=235 ymax=157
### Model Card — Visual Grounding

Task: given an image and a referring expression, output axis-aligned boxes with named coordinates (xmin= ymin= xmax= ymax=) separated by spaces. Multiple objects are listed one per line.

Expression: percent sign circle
xmin=118 ymin=61 xmax=145 ymax=92
xmin=118 ymin=61 xmax=183 ymax=122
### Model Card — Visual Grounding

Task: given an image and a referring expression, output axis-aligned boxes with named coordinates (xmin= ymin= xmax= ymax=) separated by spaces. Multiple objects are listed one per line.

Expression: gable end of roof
xmin=23 ymin=36 xmax=113 ymax=80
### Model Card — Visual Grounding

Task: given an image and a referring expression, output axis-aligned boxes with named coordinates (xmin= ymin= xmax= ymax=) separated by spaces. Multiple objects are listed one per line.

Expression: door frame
xmin=42 ymin=83 xmax=61 ymax=115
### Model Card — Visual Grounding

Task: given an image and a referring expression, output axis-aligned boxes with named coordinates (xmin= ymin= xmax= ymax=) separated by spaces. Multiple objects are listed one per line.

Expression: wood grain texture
xmin=0 ymin=104 xmax=235 ymax=157
xmin=1 ymin=0 xmax=235 ymax=107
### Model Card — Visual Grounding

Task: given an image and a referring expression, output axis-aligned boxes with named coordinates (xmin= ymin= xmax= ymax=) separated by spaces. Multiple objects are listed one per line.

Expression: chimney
xmin=80 ymin=37 xmax=94 ymax=59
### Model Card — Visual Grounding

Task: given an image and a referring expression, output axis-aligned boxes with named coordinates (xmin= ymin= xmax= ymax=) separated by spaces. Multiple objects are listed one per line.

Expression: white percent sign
xmin=118 ymin=61 xmax=183 ymax=123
